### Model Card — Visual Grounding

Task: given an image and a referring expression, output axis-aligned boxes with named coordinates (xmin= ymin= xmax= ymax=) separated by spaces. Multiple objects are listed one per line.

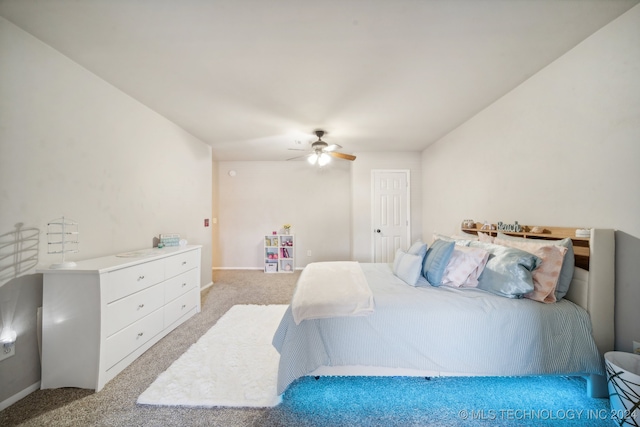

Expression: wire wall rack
xmin=47 ymin=216 xmax=79 ymax=268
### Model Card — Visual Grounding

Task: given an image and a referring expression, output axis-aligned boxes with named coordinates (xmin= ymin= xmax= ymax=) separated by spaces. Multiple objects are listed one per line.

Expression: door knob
xmin=375 ymin=229 xmax=381 ymax=233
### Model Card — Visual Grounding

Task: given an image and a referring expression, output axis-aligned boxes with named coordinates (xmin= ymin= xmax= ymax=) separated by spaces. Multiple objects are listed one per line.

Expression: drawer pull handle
xmin=181 ymin=304 xmax=186 ymax=309
xmin=138 ymin=275 xmax=145 ymax=281
xmin=137 ymin=332 xmax=144 ymax=338
xmin=138 ymin=304 xmax=145 ymax=309
xmin=182 ymin=282 xmax=187 ymax=287
xmin=182 ymin=261 xmax=187 ymax=266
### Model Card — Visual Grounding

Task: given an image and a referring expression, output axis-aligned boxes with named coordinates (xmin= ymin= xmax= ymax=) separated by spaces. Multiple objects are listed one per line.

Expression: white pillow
xmin=392 ymin=249 xmax=423 ymax=286
xmin=407 ymin=241 xmax=428 ymax=259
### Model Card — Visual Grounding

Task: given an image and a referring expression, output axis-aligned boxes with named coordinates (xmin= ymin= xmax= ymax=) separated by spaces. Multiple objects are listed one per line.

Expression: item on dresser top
xmin=47 ymin=216 xmax=79 ymax=269
xmin=160 ymin=233 xmax=180 ymax=247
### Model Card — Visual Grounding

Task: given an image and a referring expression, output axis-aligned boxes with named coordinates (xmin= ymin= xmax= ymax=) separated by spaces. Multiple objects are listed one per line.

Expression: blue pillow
xmin=407 ymin=241 xmax=428 ymax=259
xmin=422 ymin=239 xmax=455 ymax=286
xmin=393 ymin=249 xmax=423 ymax=286
xmin=496 ymin=233 xmax=574 ymax=300
xmin=469 ymin=241 xmax=541 ymax=299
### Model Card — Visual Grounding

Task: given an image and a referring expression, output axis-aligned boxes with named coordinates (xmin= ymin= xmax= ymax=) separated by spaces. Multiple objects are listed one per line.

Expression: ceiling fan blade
xmin=325 ymin=144 xmax=342 ymax=152
xmin=288 ymin=148 xmax=310 ymax=151
xmin=286 ymin=153 xmax=312 ymax=161
xmin=329 ymin=151 xmax=356 ymax=161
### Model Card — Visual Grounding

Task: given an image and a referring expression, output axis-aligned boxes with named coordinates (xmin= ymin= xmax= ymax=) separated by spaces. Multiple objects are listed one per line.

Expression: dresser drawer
xmin=105 ymin=308 xmax=163 ymax=370
xmin=103 ymin=259 xmax=165 ymax=303
xmin=106 ymin=283 xmax=164 ymax=337
xmin=165 ymin=288 xmax=198 ymax=327
xmin=164 ymin=268 xmax=199 ymax=303
xmin=165 ymin=249 xmax=199 ymax=279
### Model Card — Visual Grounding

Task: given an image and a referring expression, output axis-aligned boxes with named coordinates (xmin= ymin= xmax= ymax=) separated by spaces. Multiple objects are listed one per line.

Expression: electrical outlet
xmin=0 ymin=344 xmax=15 ymax=362
xmin=633 ymin=341 xmax=640 ymax=355
xmin=307 ymin=250 xmax=312 ymax=257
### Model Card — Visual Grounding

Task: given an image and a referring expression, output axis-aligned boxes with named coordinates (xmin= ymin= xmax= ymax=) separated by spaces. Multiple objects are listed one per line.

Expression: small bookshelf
xmin=264 ymin=234 xmax=295 ymax=273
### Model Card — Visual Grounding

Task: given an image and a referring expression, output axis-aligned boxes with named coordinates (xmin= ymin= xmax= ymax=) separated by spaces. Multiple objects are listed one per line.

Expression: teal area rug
xmin=266 ymin=375 xmax=613 ymax=426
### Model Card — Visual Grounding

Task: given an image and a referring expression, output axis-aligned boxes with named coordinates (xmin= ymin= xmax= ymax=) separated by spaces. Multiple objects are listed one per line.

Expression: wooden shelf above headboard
xmin=460 ymin=222 xmax=590 ymax=270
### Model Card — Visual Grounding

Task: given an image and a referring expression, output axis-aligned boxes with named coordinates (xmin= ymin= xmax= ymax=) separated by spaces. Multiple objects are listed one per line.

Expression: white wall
xmin=421 ymin=5 xmax=640 ymax=352
xmin=351 ymin=152 xmax=423 ymax=262
xmin=0 ymin=17 xmax=212 ymax=404
xmin=216 ymin=161 xmax=352 ymax=268
xmin=215 ymin=153 xmax=423 ymax=269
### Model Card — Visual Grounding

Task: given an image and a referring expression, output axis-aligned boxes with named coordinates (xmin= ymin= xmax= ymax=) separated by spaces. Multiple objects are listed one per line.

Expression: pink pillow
xmin=441 ymin=246 xmax=490 ymax=288
xmin=493 ymin=238 xmax=568 ymax=303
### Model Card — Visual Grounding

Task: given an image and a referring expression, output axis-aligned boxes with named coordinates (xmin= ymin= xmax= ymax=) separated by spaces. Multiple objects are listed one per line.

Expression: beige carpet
xmin=0 ymin=270 xmax=300 ymax=427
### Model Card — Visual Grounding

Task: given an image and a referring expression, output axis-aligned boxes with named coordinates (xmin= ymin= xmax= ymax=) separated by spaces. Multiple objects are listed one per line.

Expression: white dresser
xmin=39 ymin=245 xmax=202 ymax=391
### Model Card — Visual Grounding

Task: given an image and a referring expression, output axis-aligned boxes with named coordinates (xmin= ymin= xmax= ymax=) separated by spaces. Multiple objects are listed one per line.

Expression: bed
xmin=272 ymin=227 xmax=615 ymax=398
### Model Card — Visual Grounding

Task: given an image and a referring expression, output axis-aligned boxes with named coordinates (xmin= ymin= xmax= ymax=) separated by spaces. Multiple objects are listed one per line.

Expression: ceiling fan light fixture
xmin=318 ymin=152 xmax=331 ymax=167
xmin=287 ymin=129 xmax=354 ymax=164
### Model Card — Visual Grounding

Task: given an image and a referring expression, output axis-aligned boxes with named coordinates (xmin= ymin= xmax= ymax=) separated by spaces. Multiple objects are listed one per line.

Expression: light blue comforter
xmin=272 ymin=263 xmax=604 ymax=395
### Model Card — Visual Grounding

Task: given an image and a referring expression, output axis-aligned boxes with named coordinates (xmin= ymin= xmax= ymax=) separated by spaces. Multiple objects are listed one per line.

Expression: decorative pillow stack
xmin=394 ymin=231 xmax=575 ymax=303
xmin=494 ymin=233 xmax=574 ymax=301
xmin=468 ymin=241 xmax=541 ymax=299
xmin=392 ymin=239 xmax=459 ymax=287
xmin=492 ymin=238 xmax=564 ymax=303
xmin=393 ymin=238 xmax=488 ymax=289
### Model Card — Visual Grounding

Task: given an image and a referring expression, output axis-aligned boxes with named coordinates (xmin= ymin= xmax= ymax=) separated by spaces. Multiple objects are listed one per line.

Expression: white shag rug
xmin=137 ymin=304 xmax=288 ymax=408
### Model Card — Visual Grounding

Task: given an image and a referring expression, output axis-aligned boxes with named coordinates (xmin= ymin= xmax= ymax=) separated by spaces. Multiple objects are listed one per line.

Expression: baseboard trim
xmin=200 ymin=281 xmax=214 ymax=292
xmin=0 ymin=381 xmax=41 ymax=411
xmin=211 ymin=267 xmax=303 ymax=271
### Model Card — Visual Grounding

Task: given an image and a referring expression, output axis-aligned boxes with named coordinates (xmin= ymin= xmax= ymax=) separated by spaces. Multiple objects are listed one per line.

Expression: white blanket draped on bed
xmin=291 ymin=261 xmax=374 ymax=325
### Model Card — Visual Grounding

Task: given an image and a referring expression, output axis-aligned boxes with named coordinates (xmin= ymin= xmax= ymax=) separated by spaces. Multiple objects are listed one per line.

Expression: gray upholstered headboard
xmin=564 ymin=228 xmax=615 ymax=357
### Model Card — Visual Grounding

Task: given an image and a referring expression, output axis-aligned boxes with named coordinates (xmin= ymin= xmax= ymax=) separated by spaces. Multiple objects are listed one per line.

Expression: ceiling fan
xmin=287 ymin=130 xmax=356 ymax=166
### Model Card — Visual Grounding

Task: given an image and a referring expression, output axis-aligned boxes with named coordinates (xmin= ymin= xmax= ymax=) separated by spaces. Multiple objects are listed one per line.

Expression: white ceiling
xmin=1 ymin=0 xmax=637 ymax=161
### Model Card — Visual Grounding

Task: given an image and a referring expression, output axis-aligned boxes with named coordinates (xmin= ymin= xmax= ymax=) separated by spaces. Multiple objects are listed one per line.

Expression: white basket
xmin=605 ymin=351 xmax=640 ymax=426
xmin=265 ymin=262 xmax=278 ymax=272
